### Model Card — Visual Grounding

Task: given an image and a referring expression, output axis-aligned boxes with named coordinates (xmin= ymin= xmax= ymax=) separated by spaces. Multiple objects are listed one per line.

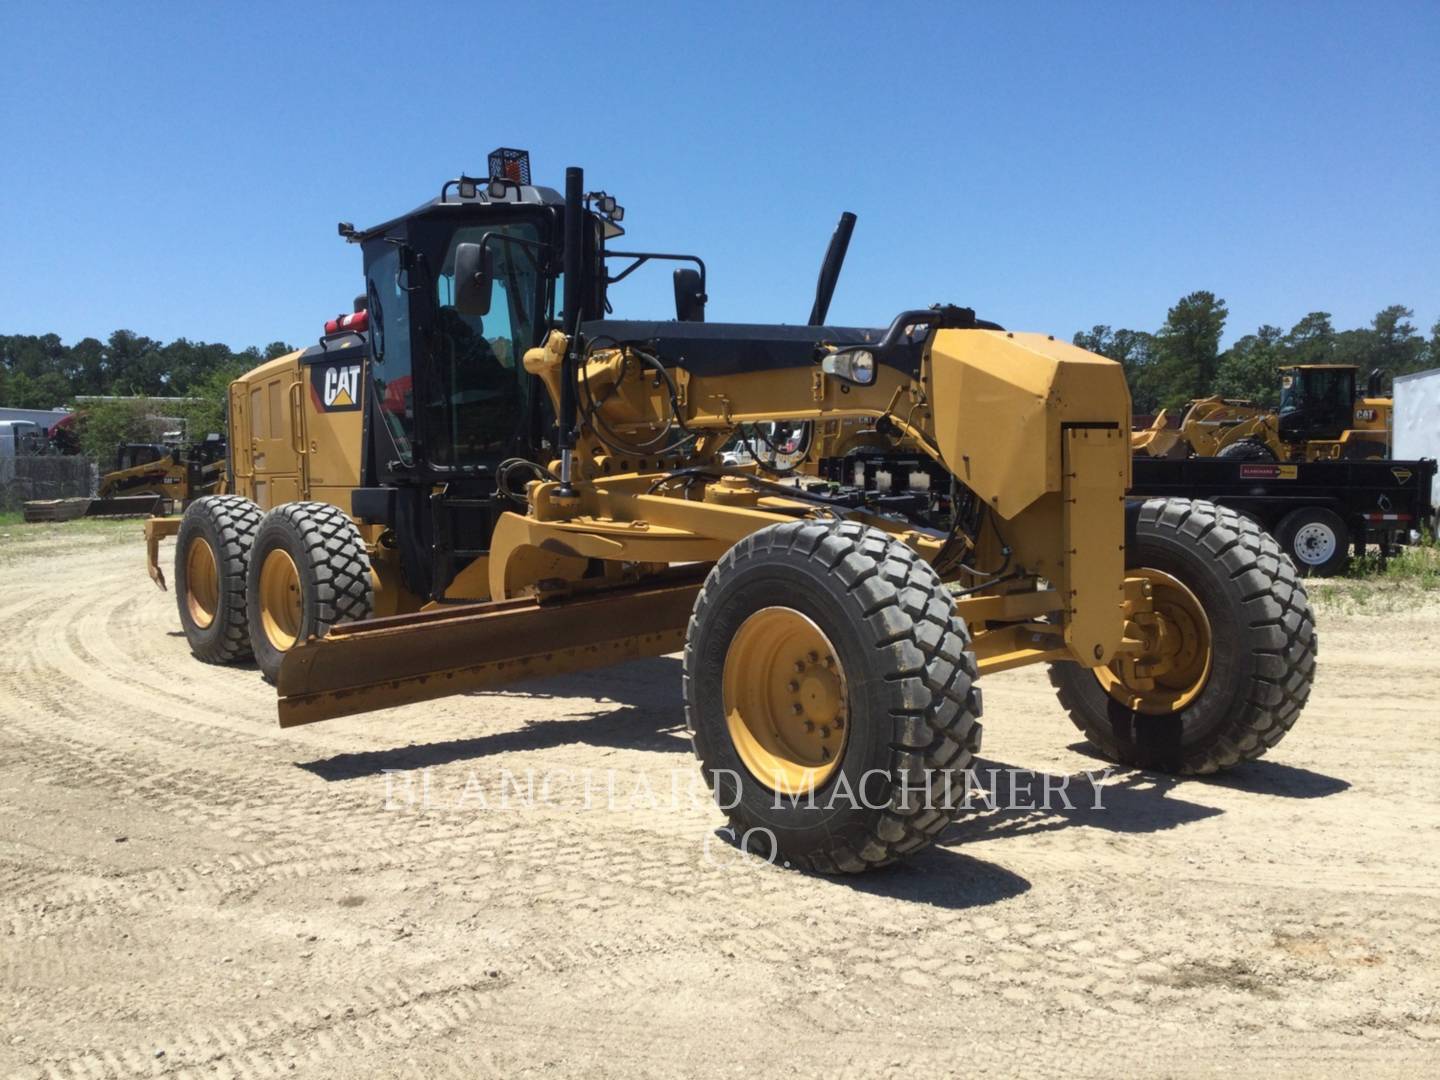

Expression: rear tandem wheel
xmin=246 ymin=502 xmax=374 ymax=683
xmin=174 ymin=495 xmax=263 ymax=663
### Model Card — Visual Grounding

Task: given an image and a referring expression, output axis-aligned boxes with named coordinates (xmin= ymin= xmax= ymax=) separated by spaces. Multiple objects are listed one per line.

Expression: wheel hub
xmin=1095 ymin=568 xmax=1212 ymax=715
xmin=1293 ymin=522 xmax=1336 ymax=565
xmin=185 ymin=537 xmax=219 ymax=630
xmin=722 ymin=607 xmax=849 ymax=794
xmin=258 ymin=547 xmax=303 ymax=650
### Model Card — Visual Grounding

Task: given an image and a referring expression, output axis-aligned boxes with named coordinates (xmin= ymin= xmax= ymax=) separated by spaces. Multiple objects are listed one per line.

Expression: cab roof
xmin=353 ymin=184 xmax=564 ymax=243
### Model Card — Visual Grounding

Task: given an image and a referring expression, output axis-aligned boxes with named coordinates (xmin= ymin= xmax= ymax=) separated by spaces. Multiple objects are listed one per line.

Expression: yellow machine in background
xmin=1132 ymin=363 xmax=1392 ymax=461
xmin=99 ymin=438 xmax=225 ymax=504
xmin=1131 ymin=396 xmax=1267 ymax=459
xmin=148 ymin=155 xmax=1317 ymax=874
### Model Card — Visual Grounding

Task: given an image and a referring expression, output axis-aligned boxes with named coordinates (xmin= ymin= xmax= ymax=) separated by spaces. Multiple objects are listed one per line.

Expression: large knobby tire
xmin=1340 ymin=439 xmax=1384 ymax=461
xmin=1216 ymin=438 xmax=1277 ymax=462
xmin=246 ymin=501 xmax=374 ymax=683
xmin=1049 ymin=498 xmax=1316 ymax=774
xmin=174 ymin=495 xmax=263 ymax=663
xmin=684 ymin=521 xmax=983 ymax=874
xmin=1275 ymin=506 xmax=1350 ymax=577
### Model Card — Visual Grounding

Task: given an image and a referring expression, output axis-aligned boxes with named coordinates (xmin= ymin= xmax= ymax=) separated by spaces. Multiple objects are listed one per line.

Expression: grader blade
xmin=275 ymin=571 xmax=704 ymax=727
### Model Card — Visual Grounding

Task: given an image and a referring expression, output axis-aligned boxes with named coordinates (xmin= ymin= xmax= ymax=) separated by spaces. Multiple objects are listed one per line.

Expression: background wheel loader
xmin=98 ymin=435 xmax=226 ymax=503
xmin=148 ymin=151 xmax=1317 ymax=873
xmin=1131 ymin=363 xmax=1392 ymax=462
xmin=25 ymin=433 xmax=226 ymax=522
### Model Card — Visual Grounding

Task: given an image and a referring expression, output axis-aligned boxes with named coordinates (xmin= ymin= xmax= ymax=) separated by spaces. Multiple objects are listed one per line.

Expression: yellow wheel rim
xmin=722 ymin=607 xmax=850 ymax=794
xmin=1095 ymin=568 xmax=1213 ymax=715
xmin=258 ymin=548 xmax=303 ymax=651
xmin=184 ymin=537 xmax=219 ymax=630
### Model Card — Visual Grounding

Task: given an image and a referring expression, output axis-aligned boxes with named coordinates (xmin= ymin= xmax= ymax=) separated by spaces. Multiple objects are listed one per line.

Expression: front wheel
xmin=684 ymin=521 xmax=983 ymax=874
xmin=246 ymin=502 xmax=374 ymax=683
xmin=1049 ymin=498 xmax=1316 ymax=774
xmin=1340 ymin=439 xmax=1384 ymax=461
xmin=1216 ymin=438 xmax=1277 ymax=462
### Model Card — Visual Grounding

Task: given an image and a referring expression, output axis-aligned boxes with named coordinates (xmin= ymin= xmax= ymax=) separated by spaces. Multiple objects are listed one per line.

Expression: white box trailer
xmin=0 ymin=420 xmax=45 ymax=457
xmin=1394 ymin=367 xmax=1440 ymax=529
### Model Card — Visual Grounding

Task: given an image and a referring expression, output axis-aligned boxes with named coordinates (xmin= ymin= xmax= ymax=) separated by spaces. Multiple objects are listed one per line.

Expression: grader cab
xmin=153 ymin=154 xmax=1316 ymax=873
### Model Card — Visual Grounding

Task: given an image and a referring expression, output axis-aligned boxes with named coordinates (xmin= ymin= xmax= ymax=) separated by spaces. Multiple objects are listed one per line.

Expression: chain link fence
xmin=0 ymin=456 xmax=97 ymax=511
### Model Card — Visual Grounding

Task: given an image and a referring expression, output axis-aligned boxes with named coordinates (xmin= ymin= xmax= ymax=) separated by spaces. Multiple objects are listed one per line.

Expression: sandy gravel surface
xmin=2 ymin=522 xmax=1438 ymax=1078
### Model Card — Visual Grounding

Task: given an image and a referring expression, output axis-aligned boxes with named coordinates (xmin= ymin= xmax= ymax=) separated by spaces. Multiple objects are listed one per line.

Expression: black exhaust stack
xmin=808 ymin=211 xmax=856 ymax=326
xmin=556 ymin=166 xmax=584 ymax=496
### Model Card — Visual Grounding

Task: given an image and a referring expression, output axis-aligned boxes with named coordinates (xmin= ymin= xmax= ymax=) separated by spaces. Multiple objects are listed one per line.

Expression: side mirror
xmin=453 ymin=242 xmax=493 ymax=317
xmin=673 ymin=267 xmax=706 ymax=323
xmin=1367 ymin=367 xmax=1383 ymax=399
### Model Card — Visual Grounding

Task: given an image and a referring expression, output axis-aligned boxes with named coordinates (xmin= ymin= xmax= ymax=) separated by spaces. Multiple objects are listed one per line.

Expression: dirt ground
xmin=2 ymin=521 xmax=1438 ymax=1078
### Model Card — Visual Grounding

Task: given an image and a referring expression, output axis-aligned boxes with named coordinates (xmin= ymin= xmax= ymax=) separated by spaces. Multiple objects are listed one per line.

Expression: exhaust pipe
xmin=557 ymin=165 xmax=584 ymax=495
xmin=808 ymin=211 xmax=856 ymax=326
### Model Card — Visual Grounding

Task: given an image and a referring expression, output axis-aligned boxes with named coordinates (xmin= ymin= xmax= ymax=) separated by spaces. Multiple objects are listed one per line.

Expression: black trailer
xmin=1130 ymin=456 xmax=1437 ymax=575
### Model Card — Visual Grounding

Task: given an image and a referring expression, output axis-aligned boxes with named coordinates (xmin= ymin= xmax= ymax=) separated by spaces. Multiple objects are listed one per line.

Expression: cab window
xmin=429 ymin=222 xmax=542 ymax=467
xmin=365 ymin=244 xmax=415 ymax=465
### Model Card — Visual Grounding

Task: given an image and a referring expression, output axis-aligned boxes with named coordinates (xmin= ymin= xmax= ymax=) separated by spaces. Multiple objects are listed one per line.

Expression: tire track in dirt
xmin=7 ymin=975 xmax=508 ymax=1080
xmin=6 ymin=538 xmax=1440 ymax=1076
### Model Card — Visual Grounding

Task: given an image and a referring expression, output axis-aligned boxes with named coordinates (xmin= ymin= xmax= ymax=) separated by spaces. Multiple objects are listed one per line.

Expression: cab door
xmin=228 ymin=382 xmax=253 ymax=498
xmin=246 ymin=363 xmax=304 ymax=509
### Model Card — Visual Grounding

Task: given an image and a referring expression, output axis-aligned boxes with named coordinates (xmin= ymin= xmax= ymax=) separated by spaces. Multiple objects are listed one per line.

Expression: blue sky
xmin=1 ymin=1 xmax=1436 ymax=352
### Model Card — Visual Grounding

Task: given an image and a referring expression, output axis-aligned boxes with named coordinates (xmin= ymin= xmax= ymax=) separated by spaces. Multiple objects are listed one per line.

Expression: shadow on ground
xmin=937 ymin=748 xmax=1350 ymax=849
xmin=704 ymin=824 xmax=1031 ymax=911
xmin=843 ymin=846 xmax=1031 ymax=909
xmin=296 ymin=656 xmax=1349 ymax=909
xmin=297 ymin=656 xmax=688 ymax=780
xmin=1061 ymin=739 xmax=1351 ymax=799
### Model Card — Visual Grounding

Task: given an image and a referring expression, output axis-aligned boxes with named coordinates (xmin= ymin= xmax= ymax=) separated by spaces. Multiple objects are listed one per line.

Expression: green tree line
xmin=1076 ymin=297 xmax=1439 ymax=415
xmin=0 ymin=329 xmax=295 ymax=408
xmin=5 ymin=305 xmax=1437 ymax=452
xmin=1 ymin=330 xmax=295 ymax=460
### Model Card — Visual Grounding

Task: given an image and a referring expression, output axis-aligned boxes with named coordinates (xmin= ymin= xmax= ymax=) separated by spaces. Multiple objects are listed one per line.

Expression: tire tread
xmin=685 ymin=520 xmax=982 ymax=873
xmin=1050 ymin=497 xmax=1316 ymax=774
xmin=176 ymin=494 xmax=263 ymax=663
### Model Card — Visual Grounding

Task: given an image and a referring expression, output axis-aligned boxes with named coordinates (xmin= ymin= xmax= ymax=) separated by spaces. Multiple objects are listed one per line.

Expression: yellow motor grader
xmin=147 ymin=154 xmax=1316 ymax=873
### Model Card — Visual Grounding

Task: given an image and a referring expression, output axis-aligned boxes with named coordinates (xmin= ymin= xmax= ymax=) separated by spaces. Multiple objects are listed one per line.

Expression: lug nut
xmin=792 ymin=703 xmax=804 ymax=715
xmin=793 ymin=661 xmax=805 ymax=673
xmin=803 ymin=719 xmax=815 ymax=732
xmin=787 ymin=680 xmax=799 ymax=693
xmin=820 ymin=726 xmax=831 ymax=739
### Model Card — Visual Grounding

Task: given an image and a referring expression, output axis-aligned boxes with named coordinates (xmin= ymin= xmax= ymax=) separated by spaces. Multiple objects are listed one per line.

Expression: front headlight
xmin=822 ymin=347 xmax=877 ymax=385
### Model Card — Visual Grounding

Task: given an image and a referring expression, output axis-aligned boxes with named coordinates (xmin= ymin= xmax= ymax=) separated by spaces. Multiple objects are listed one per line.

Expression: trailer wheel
xmin=1275 ymin=506 xmax=1350 ymax=576
xmin=684 ymin=520 xmax=982 ymax=874
xmin=246 ymin=502 xmax=374 ymax=683
xmin=1049 ymin=498 xmax=1316 ymax=774
xmin=174 ymin=495 xmax=263 ymax=663
xmin=1216 ymin=438 xmax=1276 ymax=462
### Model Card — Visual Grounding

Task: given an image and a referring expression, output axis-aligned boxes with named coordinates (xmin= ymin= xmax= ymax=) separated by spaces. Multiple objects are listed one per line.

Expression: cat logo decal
xmin=312 ymin=362 xmax=363 ymax=412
